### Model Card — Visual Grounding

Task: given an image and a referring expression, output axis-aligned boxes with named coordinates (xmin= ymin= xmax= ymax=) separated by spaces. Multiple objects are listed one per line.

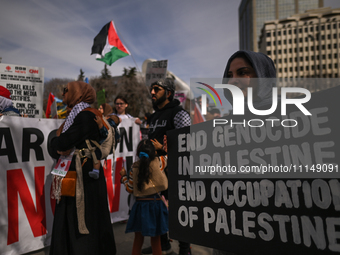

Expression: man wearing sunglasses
xmin=143 ymin=78 xmax=192 ymax=255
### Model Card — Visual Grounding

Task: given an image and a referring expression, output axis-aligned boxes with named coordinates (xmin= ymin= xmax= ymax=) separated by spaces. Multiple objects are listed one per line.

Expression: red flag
xmin=45 ymin=93 xmax=55 ymax=118
xmin=193 ymin=102 xmax=206 ymax=124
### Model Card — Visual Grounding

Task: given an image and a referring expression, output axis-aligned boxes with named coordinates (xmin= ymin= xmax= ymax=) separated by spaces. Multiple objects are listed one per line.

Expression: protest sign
xmin=0 ymin=63 xmax=44 ymax=118
xmin=145 ymin=59 xmax=168 ymax=87
xmin=175 ymin=90 xmax=188 ymax=109
xmin=96 ymin=89 xmax=106 ymax=106
xmin=0 ymin=117 xmax=139 ymax=255
xmin=167 ymin=85 xmax=340 ymax=254
xmin=108 ymin=118 xmax=141 ymax=221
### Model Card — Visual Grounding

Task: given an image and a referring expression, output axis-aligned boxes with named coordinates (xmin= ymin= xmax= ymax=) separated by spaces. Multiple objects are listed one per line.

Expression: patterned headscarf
xmin=101 ymin=103 xmax=113 ymax=116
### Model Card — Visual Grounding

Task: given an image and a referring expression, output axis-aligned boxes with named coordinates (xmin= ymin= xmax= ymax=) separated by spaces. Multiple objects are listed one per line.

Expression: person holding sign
xmin=213 ymin=51 xmax=276 ymax=255
xmin=49 ymin=81 xmax=116 ymax=255
xmin=113 ymin=95 xmax=142 ymax=125
xmin=145 ymin=77 xmax=191 ymax=255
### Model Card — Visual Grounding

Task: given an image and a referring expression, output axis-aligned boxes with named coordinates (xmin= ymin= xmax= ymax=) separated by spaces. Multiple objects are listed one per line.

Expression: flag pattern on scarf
xmin=91 ymin=21 xmax=130 ymax=66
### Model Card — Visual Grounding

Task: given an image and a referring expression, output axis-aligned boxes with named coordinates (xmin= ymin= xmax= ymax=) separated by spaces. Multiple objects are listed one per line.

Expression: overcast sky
xmin=1 ymin=0 xmax=340 ymax=85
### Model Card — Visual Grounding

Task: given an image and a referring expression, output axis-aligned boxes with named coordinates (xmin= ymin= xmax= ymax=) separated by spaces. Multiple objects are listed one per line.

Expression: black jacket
xmin=148 ymin=99 xmax=185 ymax=144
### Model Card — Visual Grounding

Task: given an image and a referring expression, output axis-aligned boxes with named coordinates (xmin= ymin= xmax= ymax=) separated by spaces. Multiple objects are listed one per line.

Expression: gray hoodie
xmin=223 ymin=50 xmax=277 ymax=109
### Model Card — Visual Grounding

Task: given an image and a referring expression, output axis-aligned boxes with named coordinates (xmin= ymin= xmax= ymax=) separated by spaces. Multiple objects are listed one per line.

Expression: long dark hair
xmin=136 ymin=139 xmax=156 ymax=191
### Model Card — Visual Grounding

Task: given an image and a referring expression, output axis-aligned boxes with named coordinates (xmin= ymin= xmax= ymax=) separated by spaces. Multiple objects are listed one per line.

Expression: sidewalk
xmin=24 ymin=221 xmax=213 ymax=255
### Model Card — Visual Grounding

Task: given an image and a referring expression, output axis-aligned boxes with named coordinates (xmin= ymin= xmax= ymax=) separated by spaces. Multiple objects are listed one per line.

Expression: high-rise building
xmin=239 ymin=0 xmax=323 ymax=52
xmin=259 ymin=7 xmax=340 ymax=81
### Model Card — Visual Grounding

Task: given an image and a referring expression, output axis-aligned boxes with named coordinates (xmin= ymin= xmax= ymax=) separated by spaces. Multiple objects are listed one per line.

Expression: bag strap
xmin=85 ymin=139 xmax=99 ymax=165
xmin=150 ymin=179 xmax=169 ymax=209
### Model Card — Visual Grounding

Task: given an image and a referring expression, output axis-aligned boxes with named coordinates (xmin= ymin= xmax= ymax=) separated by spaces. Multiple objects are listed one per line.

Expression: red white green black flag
xmin=91 ymin=21 xmax=130 ymax=66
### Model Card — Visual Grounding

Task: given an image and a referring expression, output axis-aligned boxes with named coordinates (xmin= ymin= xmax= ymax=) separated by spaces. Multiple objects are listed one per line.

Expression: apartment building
xmin=259 ymin=7 xmax=340 ymax=80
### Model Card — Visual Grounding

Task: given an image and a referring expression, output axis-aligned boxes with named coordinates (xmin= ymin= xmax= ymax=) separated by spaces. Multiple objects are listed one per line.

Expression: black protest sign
xmin=167 ymin=86 xmax=340 ymax=254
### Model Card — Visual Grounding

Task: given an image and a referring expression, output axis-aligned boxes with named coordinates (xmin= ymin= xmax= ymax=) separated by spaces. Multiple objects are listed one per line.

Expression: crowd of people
xmin=1 ymin=50 xmax=277 ymax=255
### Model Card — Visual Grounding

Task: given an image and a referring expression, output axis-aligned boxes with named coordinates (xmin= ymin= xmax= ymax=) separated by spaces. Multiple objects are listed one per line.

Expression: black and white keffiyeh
xmin=62 ymin=102 xmax=90 ymax=133
xmin=174 ymin=110 xmax=191 ymax=129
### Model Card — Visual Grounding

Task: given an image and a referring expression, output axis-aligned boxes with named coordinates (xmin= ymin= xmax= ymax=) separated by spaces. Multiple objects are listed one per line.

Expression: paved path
xmin=24 ymin=221 xmax=213 ymax=255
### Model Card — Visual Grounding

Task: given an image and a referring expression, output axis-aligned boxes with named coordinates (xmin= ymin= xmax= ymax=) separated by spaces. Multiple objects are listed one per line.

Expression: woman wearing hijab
xmin=213 ymin=50 xmax=276 ymax=255
xmin=49 ymin=81 xmax=116 ymax=255
xmin=99 ymin=103 xmax=113 ymax=116
xmin=223 ymin=50 xmax=277 ymax=111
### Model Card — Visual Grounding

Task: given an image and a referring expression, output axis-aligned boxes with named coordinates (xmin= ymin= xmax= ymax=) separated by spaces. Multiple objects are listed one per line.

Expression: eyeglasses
xmin=63 ymin=87 xmax=68 ymax=95
xmin=150 ymin=86 xmax=163 ymax=93
xmin=115 ymin=103 xmax=125 ymax=106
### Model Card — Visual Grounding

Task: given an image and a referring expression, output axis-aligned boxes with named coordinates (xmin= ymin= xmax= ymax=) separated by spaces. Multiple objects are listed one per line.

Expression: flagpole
xmin=115 ymin=25 xmax=141 ymax=74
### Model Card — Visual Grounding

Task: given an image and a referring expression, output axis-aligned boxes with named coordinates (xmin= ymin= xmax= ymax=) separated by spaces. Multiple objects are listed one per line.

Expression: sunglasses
xmin=150 ymin=86 xmax=163 ymax=93
xmin=63 ymin=87 xmax=68 ymax=95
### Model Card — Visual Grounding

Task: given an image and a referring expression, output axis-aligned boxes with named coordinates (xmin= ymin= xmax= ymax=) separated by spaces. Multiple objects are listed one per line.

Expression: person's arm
xmin=161 ymin=110 xmax=190 ymax=154
xmin=120 ymin=167 xmax=133 ymax=193
xmin=158 ymin=155 xmax=168 ymax=173
xmin=173 ymin=110 xmax=191 ymax=129
xmin=52 ymin=111 xmax=99 ymax=152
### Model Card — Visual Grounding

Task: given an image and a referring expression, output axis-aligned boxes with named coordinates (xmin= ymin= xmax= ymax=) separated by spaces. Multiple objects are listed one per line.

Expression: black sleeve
xmin=51 ymin=111 xmax=100 ymax=152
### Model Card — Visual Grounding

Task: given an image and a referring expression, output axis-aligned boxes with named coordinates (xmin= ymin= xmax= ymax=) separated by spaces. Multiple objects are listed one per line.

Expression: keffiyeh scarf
xmin=62 ymin=102 xmax=90 ymax=133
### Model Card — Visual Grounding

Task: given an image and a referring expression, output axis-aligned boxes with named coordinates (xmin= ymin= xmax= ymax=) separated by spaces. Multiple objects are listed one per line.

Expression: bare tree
xmin=43 ymin=78 xmax=73 ymax=112
xmin=90 ymin=76 xmax=119 ymax=108
xmin=116 ymin=67 xmax=152 ymax=118
xmin=42 ymin=67 xmax=153 ymax=119
xmin=77 ymin=69 xmax=85 ymax=81
xmin=101 ymin=64 xmax=112 ymax=79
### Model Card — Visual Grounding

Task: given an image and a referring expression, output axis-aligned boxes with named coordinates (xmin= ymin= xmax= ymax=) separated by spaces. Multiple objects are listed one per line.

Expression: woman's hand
xmin=94 ymin=115 xmax=103 ymax=129
xmin=151 ymin=139 xmax=163 ymax=151
xmin=120 ymin=167 xmax=127 ymax=177
xmin=57 ymin=149 xmax=72 ymax=156
xmin=163 ymin=135 xmax=168 ymax=153
xmin=135 ymin=118 xmax=142 ymax=125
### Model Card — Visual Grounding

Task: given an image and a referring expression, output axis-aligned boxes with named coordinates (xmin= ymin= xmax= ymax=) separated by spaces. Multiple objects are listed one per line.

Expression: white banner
xmin=106 ymin=118 xmax=141 ymax=222
xmin=0 ymin=117 xmax=140 ymax=255
xmin=0 ymin=63 xmax=44 ymax=118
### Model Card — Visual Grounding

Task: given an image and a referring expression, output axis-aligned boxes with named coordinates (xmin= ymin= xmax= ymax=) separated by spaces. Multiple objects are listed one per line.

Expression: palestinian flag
xmin=91 ymin=21 xmax=130 ymax=66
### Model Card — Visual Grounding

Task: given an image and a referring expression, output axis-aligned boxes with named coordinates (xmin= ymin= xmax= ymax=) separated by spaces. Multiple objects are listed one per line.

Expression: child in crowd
xmin=120 ymin=139 xmax=168 ymax=255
